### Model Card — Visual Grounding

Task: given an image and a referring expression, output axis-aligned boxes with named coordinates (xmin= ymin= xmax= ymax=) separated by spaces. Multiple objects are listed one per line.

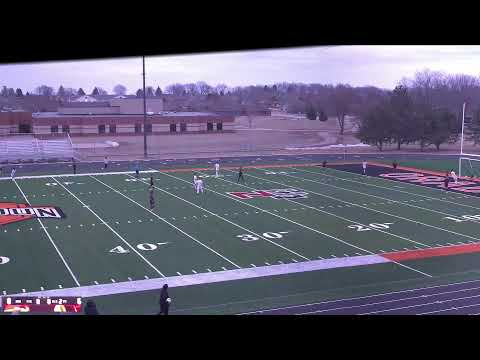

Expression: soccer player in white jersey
xmin=450 ymin=169 xmax=458 ymax=184
xmin=196 ymin=179 xmax=204 ymax=194
xmin=193 ymin=175 xmax=198 ymax=192
xmin=362 ymin=160 xmax=367 ymax=175
xmin=214 ymin=163 xmax=220 ymax=178
xmin=10 ymin=167 xmax=16 ymax=179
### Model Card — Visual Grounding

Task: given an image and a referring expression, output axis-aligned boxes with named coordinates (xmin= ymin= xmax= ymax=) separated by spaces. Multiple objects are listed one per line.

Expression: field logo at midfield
xmin=228 ymin=188 xmax=309 ymax=200
xmin=0 ymin=202 xmax=65 ymax=226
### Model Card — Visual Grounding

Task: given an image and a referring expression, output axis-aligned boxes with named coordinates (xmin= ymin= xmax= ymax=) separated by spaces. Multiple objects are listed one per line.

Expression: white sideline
xmin=14 ymin=254 xmax=389 ymax=298
xmin=0 ymin=169 xmax=158 ymax=181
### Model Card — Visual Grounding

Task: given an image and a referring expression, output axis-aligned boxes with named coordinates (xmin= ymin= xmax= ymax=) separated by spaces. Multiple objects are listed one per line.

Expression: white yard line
xmin=132 ymin=173 xmax=310 ymax=261
xmin=293 ymin=166 xmax=480 ymax=213
xmin=51 ymin=177 xmax=165 ymax=277
xmin=248 ymin=168 xmax=480 ymax=243
xmin=185 ymin=169 xmax=431 ymax=278
xmin=13 ymin=179 xmax=80 ymax=287
xmin=0 ymin=169 xmax=158 ymax=181
xmin=90 ymin=175 xmax=241 ymax=268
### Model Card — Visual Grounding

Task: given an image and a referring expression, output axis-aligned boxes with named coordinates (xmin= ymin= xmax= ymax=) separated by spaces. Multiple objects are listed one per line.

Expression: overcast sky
xmin=1 ymin=46 xmax=480 ymax=94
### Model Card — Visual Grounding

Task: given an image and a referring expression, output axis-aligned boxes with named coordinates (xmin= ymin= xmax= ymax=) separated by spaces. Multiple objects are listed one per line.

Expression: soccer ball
xmin=166 ymin=297 xmax=172 ymax=303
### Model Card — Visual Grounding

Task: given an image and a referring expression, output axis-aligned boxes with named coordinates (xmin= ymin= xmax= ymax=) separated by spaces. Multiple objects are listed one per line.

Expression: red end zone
xmin=383 ymin=243 xmax=480 ymax=262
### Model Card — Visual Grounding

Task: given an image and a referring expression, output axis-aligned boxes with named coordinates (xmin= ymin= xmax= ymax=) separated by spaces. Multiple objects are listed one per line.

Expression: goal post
xmin=457 ymin=101 xmax=480 ymax=179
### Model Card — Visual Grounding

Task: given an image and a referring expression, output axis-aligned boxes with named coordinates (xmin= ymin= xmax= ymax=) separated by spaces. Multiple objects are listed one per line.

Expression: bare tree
xmin=184 ymin=83 xmax=197 ymax=95
xmin=196 ymin=81 xmax=213 ymax=96
xmin=113 ymin=84 xmax=127 ymax=95
xmin=64 ymin=88 xmax=77 ymax=97
xmin=330 ymin=84 xmax=355 ymax=135
xmin=35 ymin=85 xmax=54 ymax=97
xmin=215 ymin=84 xmax=228 ymax=95
xmin=165 ymin=83 xmax=185 ymax=96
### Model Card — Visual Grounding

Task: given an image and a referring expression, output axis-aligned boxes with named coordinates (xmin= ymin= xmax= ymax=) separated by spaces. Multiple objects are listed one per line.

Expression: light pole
xmin=142 ymin=56 xmax=147 ymax=158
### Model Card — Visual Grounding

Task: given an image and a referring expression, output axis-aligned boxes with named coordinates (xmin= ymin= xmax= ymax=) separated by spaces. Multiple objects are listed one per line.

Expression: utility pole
xmin=143 ymin=56 xmax=147 ymax=158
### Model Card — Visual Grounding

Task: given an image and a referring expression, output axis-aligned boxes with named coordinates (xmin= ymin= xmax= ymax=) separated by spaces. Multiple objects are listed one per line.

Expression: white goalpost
xmin=458 ymin=101 xmax=480 ymax=179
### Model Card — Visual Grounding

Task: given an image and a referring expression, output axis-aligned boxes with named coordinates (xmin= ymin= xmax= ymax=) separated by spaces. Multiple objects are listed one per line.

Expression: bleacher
xmin=0 ymin=135 xmax=74 ymax=163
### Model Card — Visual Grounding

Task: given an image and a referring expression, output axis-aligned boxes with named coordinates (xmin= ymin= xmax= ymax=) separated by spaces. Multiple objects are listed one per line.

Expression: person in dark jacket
xmin=150 ymin=176 xmax=154 ymax=187
xmin=84 ymin=300 xmax=99 ymax=315
xmin=159 ymin=284 xmax=171 ymax=315
xmin=322 ymin=160 xmax=327 ymax=168
xmin=444 ymin=171 xmax=450 ymax=191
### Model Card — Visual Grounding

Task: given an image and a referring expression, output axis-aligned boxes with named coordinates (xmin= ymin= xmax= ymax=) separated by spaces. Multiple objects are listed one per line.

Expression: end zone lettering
xmin=0 ymin=207 xmax=64 ymax=218
xmin=0 ymin=202 xmax=65 ymax=226
xmin=379 ymin=172 xmax=480 ymax=194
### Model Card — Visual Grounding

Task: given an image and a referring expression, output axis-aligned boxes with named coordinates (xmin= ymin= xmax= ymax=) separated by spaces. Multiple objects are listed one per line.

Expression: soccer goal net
xmin=459 ymin=157 xmax=480 ymax=179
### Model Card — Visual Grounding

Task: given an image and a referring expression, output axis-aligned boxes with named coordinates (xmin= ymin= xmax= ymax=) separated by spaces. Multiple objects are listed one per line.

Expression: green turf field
xmin=4 ymin=163 xmax=480 ymax=314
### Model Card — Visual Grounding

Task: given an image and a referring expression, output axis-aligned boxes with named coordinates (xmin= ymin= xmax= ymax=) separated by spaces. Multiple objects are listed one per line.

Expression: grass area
xmin=3 ymin=162 xmax=480 ymax=314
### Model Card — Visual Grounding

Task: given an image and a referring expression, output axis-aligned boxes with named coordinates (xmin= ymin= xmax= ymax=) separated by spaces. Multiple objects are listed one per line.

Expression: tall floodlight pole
xmin=143 ymin=56 xmax=147 ymax=158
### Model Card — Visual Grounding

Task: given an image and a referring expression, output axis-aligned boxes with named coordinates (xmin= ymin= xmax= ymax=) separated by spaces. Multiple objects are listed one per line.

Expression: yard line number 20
xmin=348 ymin=223 xmax=394 ymax=231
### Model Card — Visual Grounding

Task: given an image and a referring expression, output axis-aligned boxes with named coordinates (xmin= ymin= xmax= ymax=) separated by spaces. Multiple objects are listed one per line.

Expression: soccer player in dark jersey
xmin=150 ymin=176 xmax=154 ymax=186
xmin=444 ymin=171 xmax=450 ymax=191
xmin=322 ymin=160 xmax=327 ymax=168
xmin=135 ymin=162 xmax=140 ymax=178
xmin=237 ymin=166 xmax=245 ymax=183
xmin=149 ymin=186 xmax=155 ymax=209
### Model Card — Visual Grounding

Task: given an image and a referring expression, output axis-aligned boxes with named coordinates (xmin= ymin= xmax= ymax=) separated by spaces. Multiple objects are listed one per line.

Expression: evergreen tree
xmin=77 ymin=88 xmax=85 ymax=96
xmin=15 ymin=88 xmax=23 ymax=97
xmin=155 ymin=86 xmax=162 ymax=96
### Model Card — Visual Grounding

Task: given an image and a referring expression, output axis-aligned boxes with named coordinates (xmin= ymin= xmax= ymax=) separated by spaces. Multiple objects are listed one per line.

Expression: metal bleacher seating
xmin=0 ymin=135 xmax=74 ymax=163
